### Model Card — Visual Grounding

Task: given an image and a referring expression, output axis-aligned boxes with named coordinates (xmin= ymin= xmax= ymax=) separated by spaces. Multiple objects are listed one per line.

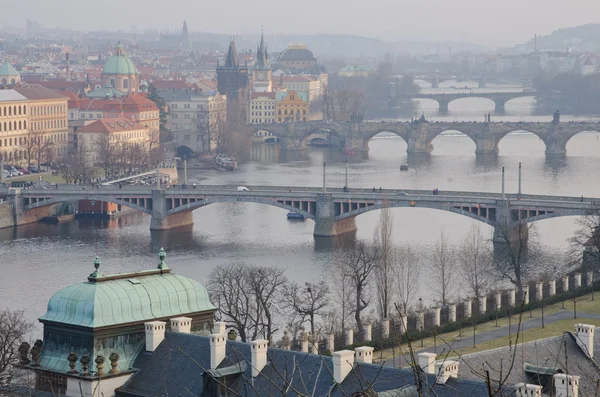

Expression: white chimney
xmin=574 ymin=323 xmax=595 ymax=358
xmin=418 ymin=352 xmax=436 ymax=374
xmin=515 ymin=383 xmax=542 ymax=397
xmin=214 ymin=321 xmax=227 ymax=334
xmin=210 ymin=333 xmax=226 ymax=369
xmin=326 ymin=332 xmax=335 ymax=352
xmin=381 ymin=318 xmax=390 ymax=338
xmin=434 ymin=360 xmax=459 ymax=384
xmin=300 ymin=331 xmax=309 ymax=353
xmin=250 ymin=339 xmax=268 ymax=377
xmin=170 ymin=317 xmax=192 ymax=333
xmin=363 ymin=323 xmax=372 ymax=341
xmin=554 ymin=374 xmax=580 ymax=397
xmin=145 ymin=321 xmax=166 ymax=352
xmin=354 ymin=346 xmax=374 ymax=364
xmin=345 ymin=328 xmax=354 ymax=345
xmin=332 ymin=350 xmax=355 ymax=383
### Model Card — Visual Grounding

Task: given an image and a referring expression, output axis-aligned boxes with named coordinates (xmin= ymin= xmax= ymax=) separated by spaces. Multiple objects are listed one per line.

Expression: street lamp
xmin=419 ymin=297 xmax=424 ymax=347
xmin=345 ymin=158 xmax=348 ymax=189
xmin=323 ymin=161 xmax=327 ymax=193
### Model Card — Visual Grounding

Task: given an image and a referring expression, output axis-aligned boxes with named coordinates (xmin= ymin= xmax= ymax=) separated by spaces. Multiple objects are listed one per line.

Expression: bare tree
xmin=0 ymin=309 xmax=33 ymax=379
xmin=395 ymin=244 xmax=422 ymax=314
xmin=95 ymin=136 xmax=121 ymax=178
xmin=56 ymin=143 xmax=95 ymax=184
xmin=458 ymin=224 xmax=493 ymax=299
xmin=373 ymin=207 xmax=395 ymax=319
xmin=207 ymin=263 xmax=256 ymax=343
xmin=246 ymin=266 xmax=287 ymax=343
xmin=492 ymin=222 xmax=537 ymax=299
xmin=285 ymin=281 xmax=330 ymax=335
xmin=341 ymin=239 xmax=378 ymax=340
xmin=431 ymin=230 xmax=456 ymax=306
xmin=569 ymin=205 xmax=600 ymax=271
xmin=330 ymin=255 xmax=356 ymax=332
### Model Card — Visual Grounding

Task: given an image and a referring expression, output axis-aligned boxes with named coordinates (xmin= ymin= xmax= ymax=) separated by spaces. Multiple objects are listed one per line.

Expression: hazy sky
xmin=4 ymin=0 xmax=598 ymax=47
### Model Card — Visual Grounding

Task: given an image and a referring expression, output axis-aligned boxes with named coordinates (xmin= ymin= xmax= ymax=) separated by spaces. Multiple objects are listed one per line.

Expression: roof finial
xmin=158 ymin=248 xmax=169 ymax=270
xmin=89 ymin=256 xmax=103 ymax=279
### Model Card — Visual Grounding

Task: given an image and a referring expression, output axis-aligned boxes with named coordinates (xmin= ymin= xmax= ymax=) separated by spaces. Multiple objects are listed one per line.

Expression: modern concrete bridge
xmin=0 ymin=185 xmax=596 ymax=238
xmin=251 ymin=120 xmax=600 ymax=155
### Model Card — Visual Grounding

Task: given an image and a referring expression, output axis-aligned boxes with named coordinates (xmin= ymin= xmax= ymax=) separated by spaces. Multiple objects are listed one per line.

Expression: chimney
xmin=300 ymin=331 xmax=308 ymax=353
xmin=418 ymin=352 xmax=436 ymax=374
xmin=250 ymin=339 xmax=268 ymax=377
xmin=345 ymin=328 xmax=354 ymax=346
xmin=554 ymin=374 xmax=580 ymax=397
xmin=332 ymin=350 xmax=355 ymax=383
xmin=170 ymin=317 xmax=192 ymax=333
xmin=574 ymin=323 xmax=595 ymax=358
xmin=434 ymin=360 xmax=459 ymax=384
xmin=210 ymin=333 xmax=226 ymax=369
xmin=354 ymin=346 xmax=374 ymax=364
xmin=515 ymin=383 xmax=542 ymax=397
xmin=145 ymin=321 xmax=166 ymax=352
xmin=213 ymin=321 xmax=227 ymax=334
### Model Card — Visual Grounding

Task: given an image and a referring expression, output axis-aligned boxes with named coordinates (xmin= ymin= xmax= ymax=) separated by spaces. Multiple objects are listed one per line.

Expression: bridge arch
xmin=363 ymin=130 xmax=409 ymax=149
xmin=24 ymin=195 xmax=153 ymax=215
xmin=176 ymin=145 xmax=193 ymax=158
xmin=516 ymin=210 xmax=590 ymax=225
xmin=445 ymin=96 xmax=496 ymax=112
xmin=333 ymin=201 xmax=494 ymax=226
xmin=564 ymin=129 xmax=600 ymax=154
xmin=166 ymin=196 xmax=316 ymax=220
xmin=253 ymin=130 xmax=278 ymax=143
xmin=300 ymin=128 xmax=341 ymax=147
xmin=497 ymin=130 xmax=547 ymax=153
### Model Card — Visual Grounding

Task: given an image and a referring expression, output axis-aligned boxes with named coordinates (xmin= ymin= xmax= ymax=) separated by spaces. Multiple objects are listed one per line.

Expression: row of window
xmin=0 ymin=120 xmax=26 ymax=132
xmin=1 ymin=105 xmax=26 ymax=117
xmin=251 ymin=119 xmax=275 ymax=124
xmin=279 ymin=110 xmax=307 ymax=115
xmin=277 ymin=116 xmax=307 ymax=122
xmin=0 ymin=133 xmax=67 ymax=148
xmin=32 ymin=120 xmax=66 ymax=130
xmin=250 ymin=112 xmax=275 ymax=117
xmin=251 ymin=105 xmax=275 ymax=110
xmin=32 ymin=104 xmax=65 ymax=116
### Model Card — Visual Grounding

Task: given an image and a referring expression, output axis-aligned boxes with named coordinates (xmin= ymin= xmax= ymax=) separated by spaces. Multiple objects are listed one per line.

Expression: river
xmin=2 ymin=85 xmax=600 ymax=333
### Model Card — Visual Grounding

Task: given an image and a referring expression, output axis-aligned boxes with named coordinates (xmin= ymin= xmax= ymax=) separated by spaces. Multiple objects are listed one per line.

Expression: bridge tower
xmin=492 ymin=199 xmax=529 ymax=247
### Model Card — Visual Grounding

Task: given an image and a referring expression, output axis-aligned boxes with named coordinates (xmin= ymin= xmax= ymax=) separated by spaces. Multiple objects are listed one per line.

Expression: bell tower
xmin=251 ymin=30 xmax=272 ymax=93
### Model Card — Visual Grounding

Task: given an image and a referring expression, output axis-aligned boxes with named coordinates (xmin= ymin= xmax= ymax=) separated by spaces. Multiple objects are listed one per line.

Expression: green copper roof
xmin=103 ymin=45 xmax=138 ymax=75
xmin=0 ymin=59 xmax=19 ymax=76
xmin=39 ymin=267 xmax=215 ymax=328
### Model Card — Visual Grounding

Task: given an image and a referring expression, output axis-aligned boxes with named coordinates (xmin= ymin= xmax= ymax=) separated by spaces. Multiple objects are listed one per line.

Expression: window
xmin=123 ymin=79 xmax=129 ymax=89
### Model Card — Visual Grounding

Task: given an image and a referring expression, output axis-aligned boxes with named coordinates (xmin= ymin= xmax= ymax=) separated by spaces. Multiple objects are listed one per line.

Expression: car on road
xmin=397 ymin=191 xmax=408 ymax=196
xmin=237 ymin=186 xmax=251 ymax=192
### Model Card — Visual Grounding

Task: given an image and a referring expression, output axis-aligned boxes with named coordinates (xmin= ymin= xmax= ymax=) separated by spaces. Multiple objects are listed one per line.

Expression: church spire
xmin=182 ymin=20 xmax=190 ymax=49
xmin=256 ymin=29 xmax=268 ymax=69
xmin=224 ymin=39 xmax=239 ymax=68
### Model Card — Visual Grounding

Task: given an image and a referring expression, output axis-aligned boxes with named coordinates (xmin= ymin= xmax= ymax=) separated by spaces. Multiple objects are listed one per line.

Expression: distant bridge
xmin=398 ymin=91 xmax=536 ymax=113
xmin=409 ymin=74 xmax=534 ymax=89
xmin=0 ymin=185 xmax=595 ymax=239
xmin=249 ymin=120 xmax=600 ymax=156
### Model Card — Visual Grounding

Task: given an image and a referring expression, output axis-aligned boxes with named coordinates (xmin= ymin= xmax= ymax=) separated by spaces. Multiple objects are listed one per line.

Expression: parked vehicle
xmin=18 ymin=168 xmax=30 ymax=175
xmin=237 ymin=186 xmax=250 ymax=192
xmin=29 ymin=167 xmax=39 ymax=173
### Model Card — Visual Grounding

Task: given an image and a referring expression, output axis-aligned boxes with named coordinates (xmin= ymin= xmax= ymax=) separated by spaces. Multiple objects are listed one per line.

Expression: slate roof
xmin=14 ymin=86 xmax=68 ymax=100
xmin=116 ymin=332 xmax=515 ymax=397
xmin=456 ymin=331 xmax=600 ymax=396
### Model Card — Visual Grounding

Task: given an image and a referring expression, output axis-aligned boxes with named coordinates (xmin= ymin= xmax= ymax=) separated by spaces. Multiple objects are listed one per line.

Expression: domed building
xmin=22 ymin=249 xmax=216 ymax=395
xmin=278 ymin=44 xmax=317 ymax=71
xmin=0 ymin=58 xmax=20 ymax=87
xmin=101 ymin=44 xmax=139 ymax=94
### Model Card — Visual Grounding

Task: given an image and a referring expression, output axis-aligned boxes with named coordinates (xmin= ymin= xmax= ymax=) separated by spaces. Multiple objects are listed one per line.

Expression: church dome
xmin=103 ymin=45 xmax=138 ymax=75
xmin=279 ymin=44 xmax=316 ymax=62
xmin=39 ymin=260 xmax=215 ymax=328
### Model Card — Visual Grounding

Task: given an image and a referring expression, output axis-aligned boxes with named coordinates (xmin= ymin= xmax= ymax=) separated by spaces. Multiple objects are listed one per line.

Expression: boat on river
xmin=286 ymin=212 xmax=305 ymax=221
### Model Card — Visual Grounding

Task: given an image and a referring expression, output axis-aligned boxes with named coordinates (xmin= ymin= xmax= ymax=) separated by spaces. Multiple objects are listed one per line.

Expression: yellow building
xmin=0 ymin=86 xmax=68 ymax=164
xmin=77 ymin=118 xmax=149 ymax=165
xmin=248 ymin=92 xmax=275 ymax=124
xmin=275 ymin=90 xmax=308 ymax=123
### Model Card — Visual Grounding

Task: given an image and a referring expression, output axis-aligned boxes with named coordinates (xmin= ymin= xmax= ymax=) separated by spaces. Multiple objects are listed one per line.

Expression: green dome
xmin=39 ymin=269 xmax=215 ymax=328
xmin=103 ymin=45 xmax=138 ymax=75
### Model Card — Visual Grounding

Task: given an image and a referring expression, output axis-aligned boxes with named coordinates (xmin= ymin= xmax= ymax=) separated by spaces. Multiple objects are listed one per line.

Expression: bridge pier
xmin=474 ymin=137 xmax=500 ymax=154
xmin=494 ymin=100 xmax=506 ymax=114
xmin=438 ymin=99 xmax=450 ymax=114
xmin=543 ymin=126 xmax=568 ymax=156
xmin=492 ymin=199 xmax=529 ymax=248
xmin=150 ymin=190 xmax=194 ymax=230
xmin=313 ymin=193 xmax=357 ymax=237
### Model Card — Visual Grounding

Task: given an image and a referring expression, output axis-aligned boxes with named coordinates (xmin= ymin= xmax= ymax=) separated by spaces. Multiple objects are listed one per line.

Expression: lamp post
xmin=183 ymin=156 xmax=188 ymax=186
xmin=323 ymin=161 xmax=326 ymax=193
xmin=345 ymin=158 xmax=348 ymax=189
xmin=518 ymin=162 xmax=522 ymax=195
xmin=419 ymin=297 xmax=424 ymax=347
xmin=501 ymin=166 xmax=505 ymax=200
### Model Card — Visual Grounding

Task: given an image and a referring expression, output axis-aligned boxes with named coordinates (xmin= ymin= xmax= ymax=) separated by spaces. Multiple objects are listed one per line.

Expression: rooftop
xmin=0 ymin=90 xmax=28 ymax=102
xmin=15 ymin=85 xmax=69 ymax=100
xmin=39 ymin=251 xmax=215 ymax=329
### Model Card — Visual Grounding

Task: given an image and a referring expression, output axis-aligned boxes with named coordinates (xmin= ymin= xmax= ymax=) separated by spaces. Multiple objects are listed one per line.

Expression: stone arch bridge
xmin=1 ymin=186 xmax=595 ymax=241
xmin=251 ymin=121 xmax=600 ymax=155
xmin=399 ymin=91 xmax=536 ymax=113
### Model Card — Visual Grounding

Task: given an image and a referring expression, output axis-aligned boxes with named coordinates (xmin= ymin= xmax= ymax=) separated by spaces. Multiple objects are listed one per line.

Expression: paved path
xmin=378 ymin=310 xmax=600 ymax=367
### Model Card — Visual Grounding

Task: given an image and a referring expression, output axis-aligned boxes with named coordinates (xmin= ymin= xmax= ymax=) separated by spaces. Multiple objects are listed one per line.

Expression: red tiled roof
xmin=38 ymin=81 xmax=86 ymax=92
xmin=150 ymin=80 xmax=190 ymax=90
xmin=251 ymin=92 xmax=276 ymax=99
xmin=77 ymin=118 xmax=145 ymax=134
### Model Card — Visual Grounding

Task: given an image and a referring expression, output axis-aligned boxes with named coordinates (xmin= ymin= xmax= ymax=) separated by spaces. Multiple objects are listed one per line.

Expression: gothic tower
xmin=182 ymin=20 xmax=190 ymax=50
xmin=217 ymin=39 xmax=249 ymax=123
xmin=251 ymin=30 xmax=272 ymax=92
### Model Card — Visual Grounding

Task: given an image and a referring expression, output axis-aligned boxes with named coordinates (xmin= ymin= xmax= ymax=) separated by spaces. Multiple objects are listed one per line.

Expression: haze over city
xmin=3 ymin=0 xmax=599 ymax=47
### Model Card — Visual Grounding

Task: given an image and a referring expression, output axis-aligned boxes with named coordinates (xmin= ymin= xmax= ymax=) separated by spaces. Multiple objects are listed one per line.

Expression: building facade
xmin=157 ymin=89 xmax=227 ymax=154
xmin=278 ymin=44 xmax=317 ymax=71
xmin=248 ymin=92 xmax=275 ymax=124
xmin=0 ymin=59 xmax=21 ymax=88
xmin=0 ymin=86 xmax=68 ymax=164
xmin=76 ymin=118 xmax=150 ymax=165
xmin=251 ymin=32 xmax=272 ymax=93
xmin=275 ymin=90 xmax=308 ymax=123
